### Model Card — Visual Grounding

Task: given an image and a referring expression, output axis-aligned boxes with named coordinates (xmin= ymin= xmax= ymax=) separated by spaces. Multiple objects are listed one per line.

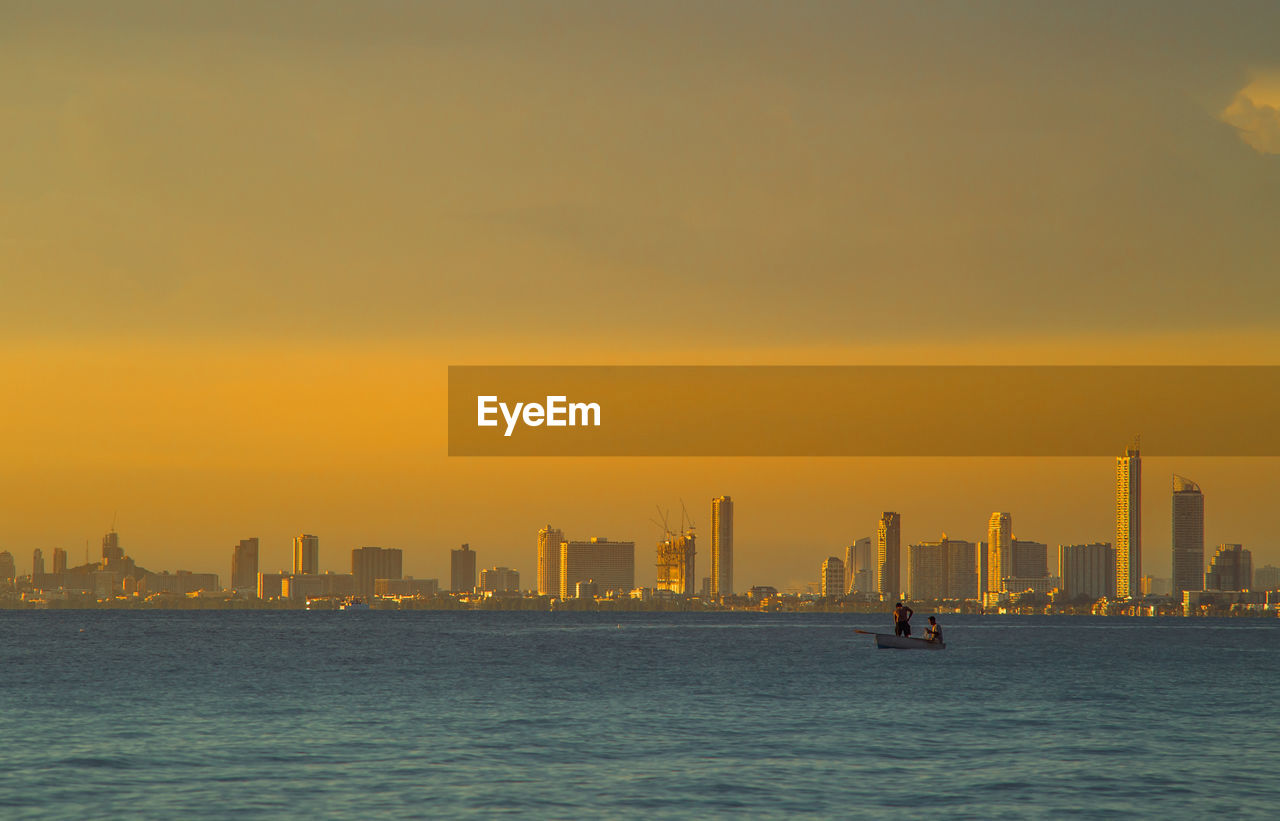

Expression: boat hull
xmin=873 ymin=633 xmax=945 ymax=650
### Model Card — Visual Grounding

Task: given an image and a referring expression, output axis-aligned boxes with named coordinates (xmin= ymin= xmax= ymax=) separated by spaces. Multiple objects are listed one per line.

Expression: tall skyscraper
xmin=1059 ymin=543 xmax=1116 ymax=601
xmin=352 ymin=546 xmax=404 ymax=599
xmin=1205 ymin=544 xmax=1251 ymax=591
xmin=656 ymin=528 xmax=696 ymax=595
xmin=0 ymin=551 xmax=15 ymax=581
xmin=987 ymin=512 xmax=1012 ymax=594
xmin=845 ymin=537 xmax=874 ymax=594
xmin=231 ymin=538 xmax=259 ymax=590
xmin=1171 ymin=475 xmax=1204 ymax=598
xmin=820 ymin=556 xmax=845 ymax=597
xmin=711 ymin=496 xmax=733 ymax=597
xmin=560 ymin=538 xmax=635 ymax=599
xmin=537 ymin=525 xmax=564 ymax=596
xmin=451 ymin=543 xmax=477 ymax=593
xmin=876 ymin=512 xmax=901 ymax=599
xmin=52 ymin=547 xmax=67 ymax=574
xmin=32 ymin=548 xmax=45 ymax=578
xmin=293 ymin=534 xmax=319 ymax=575
xmin=1116 ymin=443 xmax=1142 ymax=599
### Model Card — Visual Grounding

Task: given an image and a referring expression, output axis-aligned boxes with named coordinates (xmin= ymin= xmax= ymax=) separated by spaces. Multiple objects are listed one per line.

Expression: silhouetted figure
xmin=893 ymin=602 xmax=913 ymax=637
xmin=924 ymin=616 xmax=942 ymax=643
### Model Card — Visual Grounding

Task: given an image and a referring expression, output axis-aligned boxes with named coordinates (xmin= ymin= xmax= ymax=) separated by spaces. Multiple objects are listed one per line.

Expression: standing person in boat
xmin=893 ymin=602 xmax=914 ymax=637
xmin=924 ymin=616 xmax=942 ymax=643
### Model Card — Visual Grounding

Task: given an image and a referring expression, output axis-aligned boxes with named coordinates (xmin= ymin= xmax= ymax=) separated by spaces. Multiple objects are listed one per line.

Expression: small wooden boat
xmin=857 ymin=630 xmax=945 ymax=650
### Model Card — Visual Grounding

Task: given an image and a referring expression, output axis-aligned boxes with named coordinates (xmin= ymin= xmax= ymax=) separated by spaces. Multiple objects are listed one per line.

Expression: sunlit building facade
xmin=845 ymin=537 xmax=874 ymax=594
xmin=711 ymin=496 xmax=733 ymax=597
xmin=656 ymin=529 xmax=696 ymax=595
xmin=1116 ymin=444 xmax=1142 ymax=598
xmin=537 ymin=525 xmax=564 ymax=597
xmin=987 ymin=512 xmax=1012 ymax=594
xmin=293 ymin=534 xmax=319 ymax=575
xmin=877 ymin=512 xmax=901 ymax=599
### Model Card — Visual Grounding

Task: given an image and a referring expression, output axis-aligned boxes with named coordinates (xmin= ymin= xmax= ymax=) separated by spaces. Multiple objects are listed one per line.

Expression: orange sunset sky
xmin=3 ymin=2 xmax=1279 ymax=589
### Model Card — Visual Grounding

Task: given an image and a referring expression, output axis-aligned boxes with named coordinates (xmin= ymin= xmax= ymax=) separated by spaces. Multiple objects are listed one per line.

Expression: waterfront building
xmin=656 ymin=529 xmax=696 ymax=595
xmin=846 ymin=537 xmax=874 ymax=594
xmin=1205 ymin=544 xmax=1252 ymax=592
xmin=560 ymin=538 xmax=635 ymax=598
xmin=1171 ymin=476 xmax=1205 ymax=598
xmin=820 ymin=556 xmax=845 ymax=597
xmin=1116 ymin=443 xmax=1142 ymax=598
xmin=352 ymin=546 xmax=403 ymax=599
xmin=1059 ymin=543 xmax=1115 ymax=600
xmin=711 ymin=496 xmax=733 ymax=597
xmin=478 ymin=566 xmax=520 ymax=593
xmin=908 ymin=536 xmax=977 ymax=600
xmin=293 ymin=534 xmax=319 ymax=575
xmin=231 ymin=538 xmax=259 ymax=591
xmin=1254 ymin=565 xmax=1280 ymax=591
xmin=537 ymin=526 xmax=564 ymax=596
xmin=877 ymin=512 xmax=901 ymax=599
xmin=987 ymin=513 xmax=1013 ymax=594
xmin=451 ymin=543 xmax=477 ymax=593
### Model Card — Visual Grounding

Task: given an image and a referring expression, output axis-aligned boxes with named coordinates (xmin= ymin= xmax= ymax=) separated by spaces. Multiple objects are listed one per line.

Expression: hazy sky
xmin=2 ymin=2 xmax=1279 ymax=587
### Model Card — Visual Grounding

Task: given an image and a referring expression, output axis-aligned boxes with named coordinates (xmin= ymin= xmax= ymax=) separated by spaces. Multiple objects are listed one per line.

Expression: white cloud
xmin=1221 ymin=76 xmax=1280 ymax=154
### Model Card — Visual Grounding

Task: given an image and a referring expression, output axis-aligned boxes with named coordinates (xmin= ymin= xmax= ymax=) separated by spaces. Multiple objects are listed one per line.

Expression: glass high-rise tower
xmin=710 ymin=496 xmax=733 ymax=598
xmin=877 ymin=512 xmax=901 ymax=599
xmin=1116 ymin=444 xmax=1142 ymax=599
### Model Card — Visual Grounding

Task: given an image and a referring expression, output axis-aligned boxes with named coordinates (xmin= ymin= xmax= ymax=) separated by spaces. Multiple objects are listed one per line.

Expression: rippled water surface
xmin=1 ymin=611 xmax=1277 ymax=818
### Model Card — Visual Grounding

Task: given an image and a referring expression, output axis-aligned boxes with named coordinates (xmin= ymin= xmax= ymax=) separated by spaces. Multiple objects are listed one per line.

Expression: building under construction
xmin=656 ymin=527 xmax=696 ymax=595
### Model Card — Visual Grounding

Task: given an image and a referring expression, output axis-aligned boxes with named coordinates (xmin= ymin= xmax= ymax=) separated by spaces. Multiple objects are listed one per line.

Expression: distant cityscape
xmin=2 ymin=449 xmax=1277 ymax=616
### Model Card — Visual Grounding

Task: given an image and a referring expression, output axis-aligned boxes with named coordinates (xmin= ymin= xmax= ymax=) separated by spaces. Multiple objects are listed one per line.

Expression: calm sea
xmin=1 ymin=611 xmax=1276 ymax=819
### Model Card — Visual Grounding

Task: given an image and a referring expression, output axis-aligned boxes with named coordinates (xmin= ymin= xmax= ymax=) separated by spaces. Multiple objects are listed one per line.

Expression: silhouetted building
xmin=1254 ymin=565 xmax=1280 ymax=591
xmin=1011 ymin=540 xmax=1049 ymax=579
xmin=293 ymin=534 xmax=319 ymax=575
xmin=877 ymin=512 xmax=901 ymax=598
xmin=232 ymin=538 xmax=259 ymax=591
xmin=0 ymin=551 xmax=14 ymax=581
xmin=711 ymin=496 xmax=733 ymax=597
xmin=575 ymin=579 xmax=599 ymax=599
xmin=451 ymin=543 xmax=476 ymax=593
xmin=140 ymin=571 xmax=220 ymax=596
xmin=283 ymin=572 xmax=356 ymax=601
xmin=1059 ymin=543 xmax=1115 ymax=600
xmin=1205 ymin=544 xmax=1251 ymax=591
xmin=1116 ymin=443 xmax=1142 ymax=598
xmin=560 ymin=538 xmax=635 ymax=598
xmin=656 ymin=529 xmax=696 ymax=595
xmin=352 ymin=546 xmax=403 ymax=599
xmin=908 ymin=536 xmax=977 ymax=600
xmin=53 ymin=547 xmax=68 ymax=574
xmin=846 ymin=537 xmax=874 ymax=594
xmin=375 ymin=577 xmax=438 ymax=597
xmin=32 ymin=549 xmax=45 ymax=579
xmin=102 ymin=530 xmax=124 ymax=564
xmin=820 ymin=556 xmax=845 ymax=597
xmin=537 ymin=526 xmax=564 ymax=596
xmin=478 ymin=566 xmax=520 ymax=593
xmin=258 ymin=571 xmax=288 ymax=600
xmin=988 ymin=513 xmax=1013 ymax=594
xmin=1171 ymin=475 xmax=1204 ymax=597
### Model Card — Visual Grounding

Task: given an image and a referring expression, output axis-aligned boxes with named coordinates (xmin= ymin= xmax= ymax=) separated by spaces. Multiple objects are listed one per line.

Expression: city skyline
xmin=2 ymin=460 xmax=1276 ymax=595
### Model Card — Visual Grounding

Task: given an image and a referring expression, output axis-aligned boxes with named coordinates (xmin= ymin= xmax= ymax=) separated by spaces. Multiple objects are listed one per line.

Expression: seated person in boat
xmin=893 ymin=602 xmax=913 ymax=637
xmin=924 ymin=616 xmax=942 ymax=643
